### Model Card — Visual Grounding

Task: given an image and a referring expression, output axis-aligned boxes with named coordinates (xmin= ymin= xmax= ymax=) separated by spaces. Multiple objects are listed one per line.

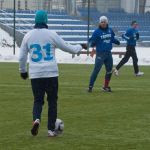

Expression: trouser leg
xmin=89 ymin=55 xmax=104 ymax=88
xmin=116 ymin=47 xmax=131 ymax=70
xmin=104 ymin=53 xmax=113 ymax=87
xmin=45 ymin=77 xmax=58 ymax=131
xmin=131 ymin=48 xmax=139 ymax=74
xmin=31 ymin=79 xmax=45 ymax=121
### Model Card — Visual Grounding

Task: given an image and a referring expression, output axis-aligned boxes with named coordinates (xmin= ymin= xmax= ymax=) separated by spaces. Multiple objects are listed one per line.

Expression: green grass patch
xmin=0 ymin=63 xmax=150 ymax=150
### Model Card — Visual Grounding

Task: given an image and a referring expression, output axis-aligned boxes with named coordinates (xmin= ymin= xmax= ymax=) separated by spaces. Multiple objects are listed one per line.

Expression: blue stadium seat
xmin=0 ymin=8 xmax=150 ymax=43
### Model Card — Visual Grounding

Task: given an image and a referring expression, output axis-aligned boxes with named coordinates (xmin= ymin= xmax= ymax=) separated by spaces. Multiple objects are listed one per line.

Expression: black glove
xmin=115 ymin=40 xmax=120 ymax=45
xmin=20 ymin=72 xmax=28 ymax=80
xmin=136 ymin=33 xmax=139 ymax=40
xmin=80 ymin=44 xmax=87 ymax=50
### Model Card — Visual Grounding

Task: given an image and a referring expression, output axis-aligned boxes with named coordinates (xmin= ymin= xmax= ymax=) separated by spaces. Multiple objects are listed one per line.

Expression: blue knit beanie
xmin=35 ymin=10 xmax=48 ymax=24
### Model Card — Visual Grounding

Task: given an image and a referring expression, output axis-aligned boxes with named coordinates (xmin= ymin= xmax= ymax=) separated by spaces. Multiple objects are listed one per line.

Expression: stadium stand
xmin=0 ymin=8 xmax=150 ymax=45
xmin=0 ymin=9 xmax=94 ymax=44
xmin=78 ymin=7 xmax=150 ymax=44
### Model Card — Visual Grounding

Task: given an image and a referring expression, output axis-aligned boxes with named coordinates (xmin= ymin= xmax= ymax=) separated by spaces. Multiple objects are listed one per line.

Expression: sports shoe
xmin=31 ymin=119 xmax=40 ymax=136
xmin=102 ymin=86 xmax=112 ymax=92
xmin=48 ymin=130 xmax=58 ymax=137
xmin=135 ymin=71 xmax=144 ymax=77
xmin=87 ymin=86 xmax=92 ymax=93
xmin=113 ymin=68 xmax=119 ymax=76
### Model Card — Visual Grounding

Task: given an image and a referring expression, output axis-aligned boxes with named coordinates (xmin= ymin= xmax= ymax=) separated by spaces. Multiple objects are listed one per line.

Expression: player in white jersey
xmin=19 ymin=10 xmax=87 ymax=137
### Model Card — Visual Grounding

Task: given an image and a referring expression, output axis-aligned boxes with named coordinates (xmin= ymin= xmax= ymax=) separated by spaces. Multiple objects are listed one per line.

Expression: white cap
xmin=99 ymin=16 xmax=108 ymax=23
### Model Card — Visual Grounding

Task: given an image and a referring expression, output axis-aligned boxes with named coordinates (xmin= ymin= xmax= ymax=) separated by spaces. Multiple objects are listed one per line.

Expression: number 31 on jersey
xmin=30 ymin=43 xmax=53 ymax=62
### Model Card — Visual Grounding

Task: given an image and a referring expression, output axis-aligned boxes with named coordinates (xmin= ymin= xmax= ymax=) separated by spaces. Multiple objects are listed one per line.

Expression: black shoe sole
xmin=31 ymin=122 xmax=39 ymax=136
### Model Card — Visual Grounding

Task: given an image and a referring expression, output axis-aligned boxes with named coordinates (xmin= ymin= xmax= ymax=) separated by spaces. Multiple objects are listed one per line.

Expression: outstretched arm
xmin=112 ymin=38 xmax=120 ymax=45
xmin=122 ymin=29 xmax=133 ymax=40
xmin=52 ymin=31 xmax=85 ymax=54
xmin=122 ymin=33 xmax=130 ymax=40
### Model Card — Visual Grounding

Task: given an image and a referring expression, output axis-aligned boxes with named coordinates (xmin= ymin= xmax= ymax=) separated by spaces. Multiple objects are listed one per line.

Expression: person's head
xmin=99 ymin=16 xmax=108 ymax=29
xmin=35 ymin=10 xmax=48 ymax=24
xmin=131 ymin=20 xmax=138 ymax=29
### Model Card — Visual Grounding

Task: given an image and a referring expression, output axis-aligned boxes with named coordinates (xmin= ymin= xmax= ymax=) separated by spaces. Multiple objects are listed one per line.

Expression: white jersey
xmin=19 ymin=29 xmax=82 ymax=79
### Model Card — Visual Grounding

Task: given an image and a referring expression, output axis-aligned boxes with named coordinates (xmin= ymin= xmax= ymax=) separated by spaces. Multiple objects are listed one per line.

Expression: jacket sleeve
xmin=111 ymin=30 xmax=120 ymax=45
xmin=89 ymin=30 xmax=98 ymax=47
xmin=52 ymin=31 xmax=82 ymax=54
xmin=19 ymin=35 xmax=28 ymax=73
xmin=122 ymin=29 xmax=132 ymax=40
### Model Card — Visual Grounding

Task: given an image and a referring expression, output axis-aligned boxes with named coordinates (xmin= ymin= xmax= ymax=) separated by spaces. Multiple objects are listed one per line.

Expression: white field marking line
xmin=58 ymin=86 xmax=150 ymax=91
xmin=0 ymin=84 xmax=30 ymax=88
xmin=0 ymin=132 xmax=150 ymax=141
xmin=113 ymin=87 xmax=149 ymax=91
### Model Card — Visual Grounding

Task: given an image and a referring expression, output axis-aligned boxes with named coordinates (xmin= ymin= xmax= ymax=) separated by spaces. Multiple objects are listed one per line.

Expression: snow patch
xmin=0 ymin=28 xmax=150 ymax=65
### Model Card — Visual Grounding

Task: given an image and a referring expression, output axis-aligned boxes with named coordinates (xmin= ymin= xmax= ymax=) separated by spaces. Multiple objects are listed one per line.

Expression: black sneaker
xmin=102 ymin=86 xmax=112 ymax=92
xmin=31 ymin=119 xmax=40 ymax=136
xmin=87 ymin=87 xmax=93 ymax=93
